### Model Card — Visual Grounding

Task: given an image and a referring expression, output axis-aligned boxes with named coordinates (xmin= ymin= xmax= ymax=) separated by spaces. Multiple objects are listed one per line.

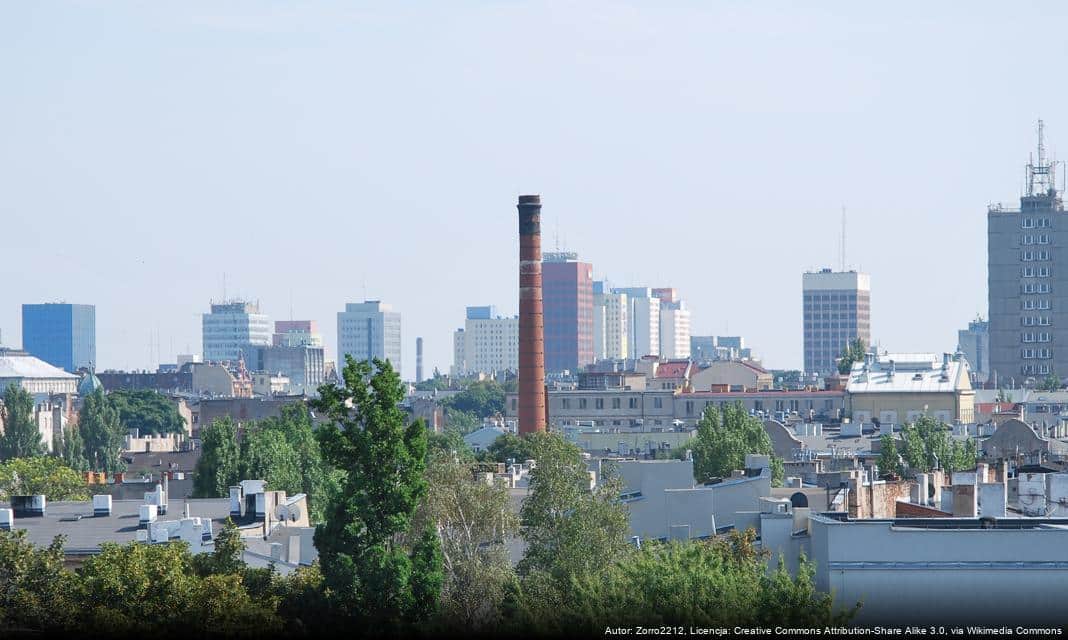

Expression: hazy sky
xmin=3 ymin=1 xmax=1066 ymax=375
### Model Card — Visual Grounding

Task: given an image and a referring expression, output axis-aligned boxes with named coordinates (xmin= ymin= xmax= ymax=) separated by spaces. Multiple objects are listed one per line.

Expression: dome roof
xmin=78 ymin=371 xmax=104 ymax=396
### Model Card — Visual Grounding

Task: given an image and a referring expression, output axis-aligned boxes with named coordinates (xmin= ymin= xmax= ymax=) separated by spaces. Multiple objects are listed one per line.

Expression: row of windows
xmin=1023 ymin=267 xmax=1052 ymax=277
xmin=1023 ymin=218 xmax=1052 ymax=228
xmin=1022 ymin=332 xmax=1052 ymax=343
xmin=1022 ymin=364 xmax=1053 ymax=375
xmin=1021 ymin=348 xmax=1053 ymax=359
xmin=1023 ymin=282 xmax=1052 ymax=294
xmin=1022 ymin=250 xmax=1052 ymax=261
xmin=1022 ymin=234 xmax=1052 ymax=244
xmin=1022 ymin=299 xmax=1052 ymax=310
xmin=1023 ymin=316 xmax=1052 ymax=326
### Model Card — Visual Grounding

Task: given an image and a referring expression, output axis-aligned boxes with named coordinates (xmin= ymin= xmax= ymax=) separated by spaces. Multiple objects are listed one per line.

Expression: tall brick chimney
xmin=517 ymin=195 xmax=547 ymax=434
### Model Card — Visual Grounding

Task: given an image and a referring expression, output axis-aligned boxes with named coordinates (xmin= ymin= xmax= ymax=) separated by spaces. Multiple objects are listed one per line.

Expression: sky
xmin=2 ymin=1 xmax=1067 ymax=375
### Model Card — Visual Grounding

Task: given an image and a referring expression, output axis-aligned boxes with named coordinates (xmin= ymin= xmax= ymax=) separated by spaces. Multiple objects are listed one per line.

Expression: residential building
xmin=988 ymin=126 xmax=1064 ymax=385
xmin=802 ymin=269 xmax=871 ymax=377
xmin=592 ymin=282 xmax=628 ymax=361
xmin=658 ymin=299 xmax=691 ymax=359
xmin=451 ymin=306 xmax=519 ymax=376
xmin=613 ymin=287 xmax=660 ymax=359
xmin=957 ymin=316 xmax=989 ymax=384
xmin=0 ymin=348 xmax=79 ymax=396
xmin=337 ymin=301 xmax=402 ymax=376
xmin=542 ymin=252 xmax=594 ymax=373
xmin=202 ymin=301 xmax=271 ymax=363
xmin=845 ymin=352 xmax=975 ymax=425
xmin=21 ymin=303 xmax=96 ymax=373
xmin=690 ymin=335 xmax=754 ymax=363
xmin=244 ymin=344 xmax=325 ymax=396
xmin=272 ymin=320 xmax=322 ymax=348
xmin=189 ymin=360 xmax=252 ymax=398
xmin=689 ymin=360 xmax=773 ymax=391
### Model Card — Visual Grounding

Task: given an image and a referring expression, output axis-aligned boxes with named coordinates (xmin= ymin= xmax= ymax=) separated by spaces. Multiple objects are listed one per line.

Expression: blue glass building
xmin=21 ymin=303 xmax=96 ymax=373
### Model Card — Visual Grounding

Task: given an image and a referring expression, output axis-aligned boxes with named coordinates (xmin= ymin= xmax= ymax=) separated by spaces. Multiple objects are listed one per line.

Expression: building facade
xmin=593 ymin=282 xmax=628 ymax=361
xmin=202 ymin=301 xmax=271 ymax=363
xmin=451 ymin=306 xmax=519 ymax=376
xmin=957 ymin=317 xmax=989 ymax=384
xmin=337 ymin=300 xmax=402 ymax=376
xmin=0 ymin=348 xmax=79 ymax=396
xmin=273 ymin=320 xmax=322 ymax=348
xmin=614 ymin=287 xmax=660 ymax=359
xmin=802 ymin=269 xmax=871 ymax=376
xmin=245 ymin=344 xmax=325 ymax=396
xmin=845 ymin=352 xmax=975 ymax=425
xmin=988 ymin=127 xmax=1065 ymax=385
xmin=21 ymin=303 xmax=96 ymax=373
xmin=542 ymin=253 xmax=594 ymax=373
xmin=658 ymin=300 xmax=691 ymax=359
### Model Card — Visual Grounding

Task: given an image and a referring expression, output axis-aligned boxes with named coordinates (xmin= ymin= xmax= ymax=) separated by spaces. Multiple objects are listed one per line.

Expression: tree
xmin=193 ymin=417 xmax=241 ymax=498
xmin=254 ymin=403 xmax=337 ymax=523
xmin=479 ymin=432 xmax=534 ymax=464
xmin=311 ymin=356 xmax=442 ymax=629
xmin=836 ymin=337 xmax=867 ymax=375
xmin=517 ymin=432 xmax=630 ymax=583
xmin=78 ymin=389 xmax=126 ymax=473
xmin=239 ymin=427 xmax=302 ymax=497
xmin=108 ymin=389 xmax=186 ymax=435
xmin=690 ymin=403 xmax=784 ymax=487
xmin=0 ymin=530 xmax=77 ymax=632
xmin=57 ymin=421 xmax=88 ymax=473
xmin=1039 ymin=372 xmax=1061 ymax=391
xmin=426 ymin=428 xmax=474 ymax=460
xmin=440 ymin=380 xmax=506 ymax=422
xmin=415 ymin=450 xmax=520 ymax=629
xmin=877 ymin=434 xmax=903 ymax=478
xmin=899 ymin=415 xmax=976 ymax=474
xmin=0 ymin=384 xmax=44 ymax=461
xmin=0 ymin=457 xmax=90 ymax=501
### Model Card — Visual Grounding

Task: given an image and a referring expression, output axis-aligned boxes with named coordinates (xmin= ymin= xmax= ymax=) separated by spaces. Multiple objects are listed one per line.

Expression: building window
xmin=579 ymin=398 xmax=588 ymax=409
xmin=653 ymin=397 xmax=663 ymax=409
xmin=595 ymin=398 xmax=604 ymax=410
xmin=561 ymin=398 xmax=570 ymax=410
xmin=628 ymin=397 xmax=638 ymax=409
xmin=685 ymin=400 xmax=694 ymax=416
xmin=511 ymin=399 xmax=517 ymax=411
xmin=612 ymin=398 xmax=621 ymax=410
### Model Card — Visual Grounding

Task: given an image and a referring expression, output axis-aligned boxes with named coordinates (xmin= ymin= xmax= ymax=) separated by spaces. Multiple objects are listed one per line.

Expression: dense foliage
xmin=311 ymin=356 xmax=442 ymax=631
xmin=837 ymin=337 xmax=867 ymax=376
xmin=691 ymin=403 xmax=784 ymax=487
xmin=0 ymin=456 xmax=90 ymax=501
xmin=0 ymin=384 xmax=44 ymax=460
xmin=193 ymin=416 xmax=241 ymax=498
xmin=898 ymin=415 xmax=977 ymax=474
xmin=78 ymin=389 xmax=127 ymax=473
xmin=109 ymin=389 xmax=187 ymax=435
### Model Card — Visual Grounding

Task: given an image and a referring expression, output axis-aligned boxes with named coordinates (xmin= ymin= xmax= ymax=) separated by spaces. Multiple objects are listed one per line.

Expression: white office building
xmin=613 ymin=287 xmax=660 ymax=359
xmin=337 ymin=301 xmax=402 ymax=376
xmin=451 ymin=306 xmax=519 ymax=376
xmin=593 ymin=282 xmax=628 ymax=361
xmin=659 ymin=300 xmax=691 ymax=359
xmin=202 ymin=301 xmax=271 ymax=363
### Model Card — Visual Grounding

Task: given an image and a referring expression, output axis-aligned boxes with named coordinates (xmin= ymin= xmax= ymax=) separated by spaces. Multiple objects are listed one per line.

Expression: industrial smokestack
xmin=518 ymin=195 xmax=547 ymax=434
xmin=416 ymin=337 xmax=424 ymax=383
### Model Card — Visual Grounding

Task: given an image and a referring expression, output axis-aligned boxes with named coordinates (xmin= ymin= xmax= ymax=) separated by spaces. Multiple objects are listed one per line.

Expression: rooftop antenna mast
xmin=1027 ymin=119 xmax=1054 ymax=196
xmin=222 ymin=272 xmax=227 ymax=304
xmin=840 ymin=205 xmax=847 ymax=271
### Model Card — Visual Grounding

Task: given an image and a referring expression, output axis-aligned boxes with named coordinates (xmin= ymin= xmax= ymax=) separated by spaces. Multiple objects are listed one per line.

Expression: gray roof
xmin=0 ymin=351 xmax=78 ymax=380
xmin=10 ymin=498 xmax=232 ymax=553
xmin=847 ymin=353 xmax=970 ymax=394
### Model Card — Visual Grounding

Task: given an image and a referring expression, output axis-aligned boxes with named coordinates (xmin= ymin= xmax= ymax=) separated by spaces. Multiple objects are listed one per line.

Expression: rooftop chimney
xmin=517 ymin=195 xmax=547 ymax=434
xmin=416 ymin=337 xmax=424 ymax=383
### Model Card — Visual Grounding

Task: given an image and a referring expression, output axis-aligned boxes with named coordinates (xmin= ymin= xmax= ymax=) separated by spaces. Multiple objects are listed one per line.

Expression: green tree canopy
xmin=837 ymin=337 xmax=867 ymax=375
xmin=877 ymin=434 xmax=903 ymax=479
xmin=440 ymin=380 xmax=506 ymax=420
xmin=479 ymin=432 xmax=534 ymax=464
xmin=57 ymin=421 xmax=88 ymax=473
xmin=78 ymin=389 xmax=126 ymax=473
xmin=0 ymin=456 xmax=90 ymax=501
xmin=691 ymin=403 xmax=783 ymax=486
xmin=899 ymin=415 xmax=977 ymax=474
xmin=0 ymin=384 xmax=44 ymax=461
xmin=193 ymin=417 xmax=241 ymax=498
xmin=108 ymin=389 xmax=186 ymax=435
xmin=311 ymin=356 xmax=442 ymax=629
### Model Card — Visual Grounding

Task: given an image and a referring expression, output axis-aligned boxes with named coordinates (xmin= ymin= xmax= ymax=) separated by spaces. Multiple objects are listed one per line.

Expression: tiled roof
xmin=655 ymin=361 xmax=691 ymax=379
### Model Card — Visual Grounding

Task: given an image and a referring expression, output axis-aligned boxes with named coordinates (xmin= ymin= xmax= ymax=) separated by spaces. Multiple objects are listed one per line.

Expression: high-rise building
xmin=337 ymin=300 xmax=402 ymax=376
xmin=802 ymin=269 xmax=871 ymax=376
xmin=273 ymin=320 xmax=322 ymax=347
xmin=958 ymin=317 xmax=989 ymax=384
xmin=451 ymin=306 xmax=519 ymax=376
xmin=592 ymin=281 xmax=628 ymax=361
xmin=989 ymin=121 xmax=1065 ymax=385
xmin=542 ymin=252 xmax=594 ymax=373
xmin=653 ymin=288 xmax=691 ymax=359
xmin=21 ymin=303 xmax=96 ymax=373
xmin=202 ymin=301 xmax=271 ymax=363
xmin=244 ymin=343 xmax=325 ymax=396
xmin=690 ymin=335 xmax=754 ymax=363
xmin=613 ymin=287 xmax=660 ymax=358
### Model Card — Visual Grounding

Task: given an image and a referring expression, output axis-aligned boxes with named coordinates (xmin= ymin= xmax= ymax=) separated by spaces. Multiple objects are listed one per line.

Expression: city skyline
xmin=7 ymin=2 xmax=1065 ymax=375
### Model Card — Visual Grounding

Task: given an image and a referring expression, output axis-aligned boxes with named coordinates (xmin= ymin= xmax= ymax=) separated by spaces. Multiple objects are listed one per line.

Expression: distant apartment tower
xmin=21 ymin=303 xmax=96 ymax=373
xmin=452 ymin=306 xmax=519 ymax=376
xmin=337 ymin=301 xmax=402 ymax=376
xmin=542 ymin=252 xmax=594 ymax=373
xmin=691 ymin=335 xmax=752 ymax=363
xmin=202 ymin=301 xmax=271 ymax=363
xmin=987 ymin=122 xmax=1068 ymax=384
xmin=592 ymin=281 xmax=628 ymax=361
xmin=613 ymin=287 xmax=660 ymax=358
xmin=273 ymin=320 xmax=322 ymax=347
xmin=802 ymin=269 xmax=871 ymax=376
xmin=653 ymin=288 xmax=691 ymax=359
xmin=958 ymin=317 xmax=990 ymax=384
